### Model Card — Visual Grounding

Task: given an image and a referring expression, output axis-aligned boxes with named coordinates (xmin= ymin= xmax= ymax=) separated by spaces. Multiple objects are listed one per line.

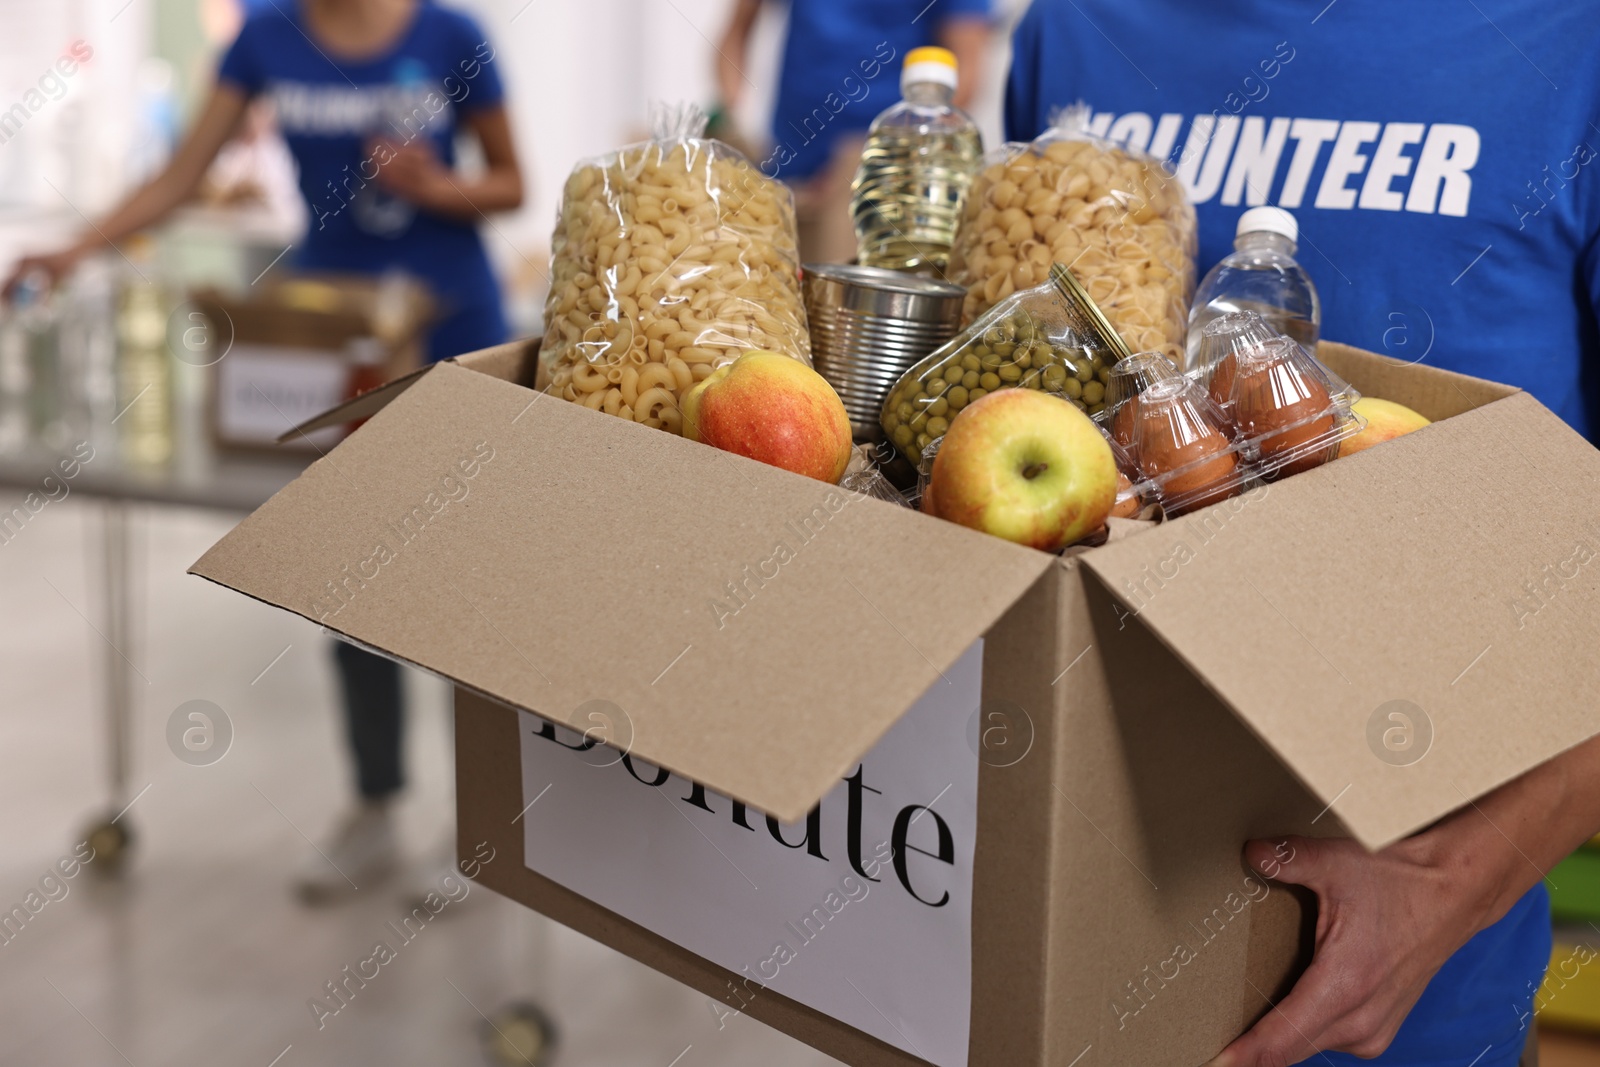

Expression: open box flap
xmin=1082 ymin=391 xmax=1600 ymax=849
xmin=275 ymin=339 xmax=538 ymax=443
xmin=196 ymin=361 xmax=1053 ymax=822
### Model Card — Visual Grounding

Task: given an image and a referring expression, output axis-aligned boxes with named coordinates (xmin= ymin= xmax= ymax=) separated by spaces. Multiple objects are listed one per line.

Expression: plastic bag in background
xmin=540 ymin=104 xmax=811 ymax=434
xmin=946 ymin=103 xmax=1196 ymax=368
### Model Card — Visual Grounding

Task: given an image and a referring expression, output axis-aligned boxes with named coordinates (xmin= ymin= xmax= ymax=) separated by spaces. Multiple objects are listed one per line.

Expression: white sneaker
xmin=293 ymin=800 xmax=400 ymax=904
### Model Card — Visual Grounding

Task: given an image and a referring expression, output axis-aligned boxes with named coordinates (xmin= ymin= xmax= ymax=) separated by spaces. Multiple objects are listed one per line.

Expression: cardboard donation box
xmin=191 ymin=273 xmax=432 ymax=452
xmin=189 ymin=338 xmax=1600 ymax=1066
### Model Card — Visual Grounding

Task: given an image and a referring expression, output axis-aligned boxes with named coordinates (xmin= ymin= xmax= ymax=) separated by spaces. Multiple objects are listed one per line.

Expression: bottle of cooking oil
xmin=850 ymin=47 xmax=981 ymax=276
xmin=115 ymin=235 xmax=174 ymax=467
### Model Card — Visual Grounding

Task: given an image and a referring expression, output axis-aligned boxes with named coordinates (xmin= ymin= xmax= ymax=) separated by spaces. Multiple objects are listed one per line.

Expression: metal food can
xmin=801 ymin=264 xmax=967 ymax=442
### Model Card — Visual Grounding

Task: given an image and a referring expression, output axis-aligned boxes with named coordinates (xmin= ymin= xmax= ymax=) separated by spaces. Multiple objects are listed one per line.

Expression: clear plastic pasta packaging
xmin=946 ymin=103 xmax=1197 ymax=368
xmin=540 ymin=106 xmax=810 ymax=434
xmin=880 ymin=263 xmax=1129 ymax=459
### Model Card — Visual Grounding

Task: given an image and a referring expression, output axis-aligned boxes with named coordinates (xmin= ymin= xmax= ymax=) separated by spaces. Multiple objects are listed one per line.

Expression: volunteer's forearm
xmin=1444 ymin=731 xmax=1600 ymax=926
xmin=424 ymin=168 xmax=524 ymax=220
xmin=720 ymin=0 xmax=761 ymax=48
xmin=62 ymin=84 xmax=249 ymax=258
xmin=938 ymin=17 xmax=990 ymax=111
xmin=716 ymin=0 xmax=762 ymax=106
xmin=67 ymin=176 xmax=197 ymax=256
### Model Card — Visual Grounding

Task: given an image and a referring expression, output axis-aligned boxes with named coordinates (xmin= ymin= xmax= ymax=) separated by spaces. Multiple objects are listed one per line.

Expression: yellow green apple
xmin=928 ymin=389 xmax=1117 ymax=551
xmin=682 ymin=351 xmax=854 ymax=483
xmin=1338 ymin=397 xmax=1431 ymax=458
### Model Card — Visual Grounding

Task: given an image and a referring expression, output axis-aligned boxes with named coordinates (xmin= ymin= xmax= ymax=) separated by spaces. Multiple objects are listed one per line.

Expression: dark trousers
xmin=332 ymin=642 xmax=404 ymax=799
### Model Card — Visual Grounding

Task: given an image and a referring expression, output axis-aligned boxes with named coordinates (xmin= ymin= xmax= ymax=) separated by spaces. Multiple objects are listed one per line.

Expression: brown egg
xmin=1111 ymin=399 xmax=1139 ymax=453
xmin=1207 ymin=352 xmax=1239 ymax=414
xmin=1135 ymin=399 xmax=1240 ymax=514
xmin=1232 ymin=349 xmax=1336 ymax=479
xmin=1151 ymin=437 xmax=1240 ymax=512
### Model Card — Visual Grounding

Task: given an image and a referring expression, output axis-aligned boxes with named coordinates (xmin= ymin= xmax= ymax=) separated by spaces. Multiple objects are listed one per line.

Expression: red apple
xmin=682 ymin=351 xmax=854 ymax=483
xmin=928 ymin=389 xmax=1118 ymax=551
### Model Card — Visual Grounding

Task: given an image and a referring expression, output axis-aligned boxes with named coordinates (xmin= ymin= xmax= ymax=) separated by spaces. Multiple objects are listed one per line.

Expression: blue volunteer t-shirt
xmin=219 ymin=1 xmax=508 ymax=360
xmin=767 ymin=0 xmax=992 ymax=183
xmin=1007 ymin=0 xmax=1600 ymax=443
xmin=1008 ymin=3 xmax=1572 ymax=1064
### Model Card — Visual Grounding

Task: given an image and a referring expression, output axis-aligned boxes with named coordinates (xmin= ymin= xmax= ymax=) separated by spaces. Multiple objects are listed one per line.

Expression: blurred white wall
xmin=0 ymin=0 xmax=152 ymax=264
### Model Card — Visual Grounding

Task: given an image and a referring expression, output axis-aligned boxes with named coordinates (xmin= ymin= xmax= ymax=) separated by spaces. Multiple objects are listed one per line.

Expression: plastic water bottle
xmin=850 ymin=47 xmax=982 ymax=276
xmin=1186 ymin=207 xmax=1320 ymax=366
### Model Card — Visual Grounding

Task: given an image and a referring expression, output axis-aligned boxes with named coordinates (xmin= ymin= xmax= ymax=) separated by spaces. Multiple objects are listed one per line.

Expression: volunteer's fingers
xmin=1242 ymin=835 xmax=1326 ymax=887
xmin=1210 ymin=956 xmax=1408 ymax=1066
xmin=1218 ymin=835 xmax=1426 ymax=1065
xmin=1206 ymin=950 xmax=1372 ymax=1067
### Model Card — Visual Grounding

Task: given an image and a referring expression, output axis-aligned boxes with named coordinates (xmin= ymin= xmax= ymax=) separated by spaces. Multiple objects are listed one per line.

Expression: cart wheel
xmin=478 ymin=1000 xmax=557 ymax=1067
xmin=82 ymin=818 xmax=133 ymax=879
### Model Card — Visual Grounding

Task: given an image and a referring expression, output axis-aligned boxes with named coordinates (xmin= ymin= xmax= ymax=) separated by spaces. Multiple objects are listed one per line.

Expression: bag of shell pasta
xmin=540 ymin=105 xmax=810 ymax=434
xmin=946 ymin=103 xmax=1196 ymax=367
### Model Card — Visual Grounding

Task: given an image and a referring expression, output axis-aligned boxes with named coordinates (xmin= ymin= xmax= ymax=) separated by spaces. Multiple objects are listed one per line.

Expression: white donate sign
xmin=215 ymin=344 xmax=346 ymax=449
xmin=518 ymin=641 xmax=982 ymax=1067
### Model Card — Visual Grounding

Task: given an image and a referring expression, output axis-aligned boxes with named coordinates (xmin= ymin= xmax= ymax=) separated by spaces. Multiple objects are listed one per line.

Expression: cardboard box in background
xmin=189 ymin=338 xmax=1600 ymax=1066
xmin=191 ymin=273 xmax=433 ymax=452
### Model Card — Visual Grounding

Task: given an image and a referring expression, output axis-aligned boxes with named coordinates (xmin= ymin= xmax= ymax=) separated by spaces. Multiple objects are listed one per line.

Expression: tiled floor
xmin=0 ymin=497 xmax=839 ymax=1066
xmin=4 ymin=495 xmax=1600 ymax=1067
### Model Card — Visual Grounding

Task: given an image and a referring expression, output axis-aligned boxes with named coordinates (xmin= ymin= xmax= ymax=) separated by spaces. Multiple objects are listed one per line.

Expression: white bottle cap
xmin=901 ymin=47 xmax=958 ymax=93
xmin=1236 ymin=206 xmax=1298 ymax=243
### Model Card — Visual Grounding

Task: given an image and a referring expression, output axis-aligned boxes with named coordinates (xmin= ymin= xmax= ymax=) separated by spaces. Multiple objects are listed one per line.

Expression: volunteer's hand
xmin=372 ymin=137 xmax=453 ymax=213
xmin=3 ymin=246 xmax=84 ymax=302
xmin=1208 ymin=832 xmax=1510 ymax=1066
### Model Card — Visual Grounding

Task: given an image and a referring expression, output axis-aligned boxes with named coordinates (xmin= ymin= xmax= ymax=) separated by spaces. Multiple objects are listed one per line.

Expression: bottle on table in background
xmin=0 ymin=281 xmax=35 ymax=455
xmin=849 ymin=47 xmax=982 ymax=277
xmin=115 ymin=236 xmax=175 ymax=467
xmin=342 ymin=336 xmax=388 ymax=435
xmin=1186 ymin=206 xmax=1320 ymax=367
xmin=0 ymin=272 xmax=72 ymax=453
xmin=60 ymin=259 xmax=125 ymax=461
xmin=23 ymin=285 xmax=67 ymax=451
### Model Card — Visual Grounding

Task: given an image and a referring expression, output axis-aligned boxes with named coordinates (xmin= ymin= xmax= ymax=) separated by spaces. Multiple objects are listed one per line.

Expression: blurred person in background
xmin=716 ymin=0 xmax=993 ymax=262
xmin=1007 ymin=3 xmax=1600 ymax=1066
xmin=4 ymin=0 xmax=525 ymax=902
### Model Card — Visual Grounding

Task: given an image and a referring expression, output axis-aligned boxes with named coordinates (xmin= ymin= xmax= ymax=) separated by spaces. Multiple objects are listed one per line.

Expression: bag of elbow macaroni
xmin=540 ymin=105 xmax=811 ymax=434
xmin=947 ymin=103 xmax=1197 ymax=369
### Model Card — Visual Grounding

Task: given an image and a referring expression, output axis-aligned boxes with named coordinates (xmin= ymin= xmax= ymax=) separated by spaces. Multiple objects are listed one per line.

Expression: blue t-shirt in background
xmin=219 ymin=1 xmax=509 ymax=360
xmin=768 ymin=0 xmax=992 ymax=183
xmin=1008 ymin=3 xmax=1575 ymax=1064
xmin=1007 ymin=0 xmax=1600 ymax=443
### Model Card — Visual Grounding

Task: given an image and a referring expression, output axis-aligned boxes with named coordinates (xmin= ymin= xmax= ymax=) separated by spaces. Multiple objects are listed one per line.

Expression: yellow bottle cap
xmin=902 ymin=47 xmax=959 ymax=92
xmin=904 ymin=47 xmax=957 ymax=69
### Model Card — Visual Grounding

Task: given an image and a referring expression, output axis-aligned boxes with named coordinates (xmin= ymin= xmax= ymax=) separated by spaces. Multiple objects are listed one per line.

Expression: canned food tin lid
xmin=1048 ymin=263 xmax=1132 ymax=362
xmin=802 ymin=264 xmax=967 ymax=300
